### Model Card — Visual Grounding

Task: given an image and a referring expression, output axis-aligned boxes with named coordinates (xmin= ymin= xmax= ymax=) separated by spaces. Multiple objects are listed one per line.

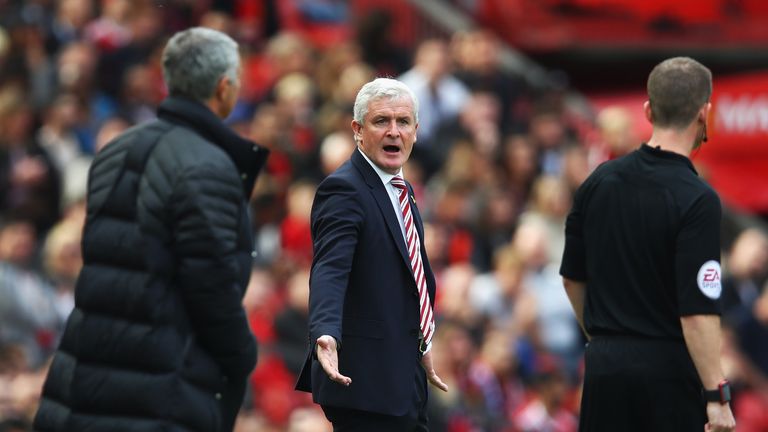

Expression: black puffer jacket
xmin=34 ymin=97 xmax=268 ymax=432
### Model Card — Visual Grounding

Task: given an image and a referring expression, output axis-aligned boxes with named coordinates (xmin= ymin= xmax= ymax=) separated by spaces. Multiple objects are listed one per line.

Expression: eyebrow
xmin=372 ymin=114 xmax=413 ymax=121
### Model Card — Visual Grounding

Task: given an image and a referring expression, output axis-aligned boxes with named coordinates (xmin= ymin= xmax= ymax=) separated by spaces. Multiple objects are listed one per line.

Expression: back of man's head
xmin=162 ymin=27 xmax=239 ymax=103
xmin=647 ymin=57 xmax=712 ymax=130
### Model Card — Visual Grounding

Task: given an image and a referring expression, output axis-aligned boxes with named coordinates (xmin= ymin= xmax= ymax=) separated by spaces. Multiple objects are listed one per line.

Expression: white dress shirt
xmin=357 ymin=148 xmax=432 ymax=354
xmin=357 ymin=148 xmax=407 ymax=242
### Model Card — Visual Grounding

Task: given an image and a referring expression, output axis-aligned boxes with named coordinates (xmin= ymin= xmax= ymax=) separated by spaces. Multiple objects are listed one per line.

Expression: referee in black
xmin=560 ymin=57 xmax=736 ymax=432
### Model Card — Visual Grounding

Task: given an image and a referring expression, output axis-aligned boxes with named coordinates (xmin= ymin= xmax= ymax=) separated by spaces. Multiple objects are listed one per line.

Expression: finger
xmin=324 ymin=364 xmax=352 ymax=386
xmin=318 ymin=357 xmax=352 ymax=386
xmin=428 ymin=373 xmax=448 ymax=392
xmin=330 ymin=371 xmax=352 ymax=386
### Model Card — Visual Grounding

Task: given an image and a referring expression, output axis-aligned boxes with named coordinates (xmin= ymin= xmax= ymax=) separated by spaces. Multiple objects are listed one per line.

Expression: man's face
xmin=353 ymin=96 xmax=418 ymax=175
xmin=220 ymin=64 xmax=242 ymax=119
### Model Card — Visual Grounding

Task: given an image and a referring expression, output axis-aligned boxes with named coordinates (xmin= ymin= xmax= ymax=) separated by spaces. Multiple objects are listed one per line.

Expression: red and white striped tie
xmin=391 ymin=176 xmax=435 ymax=350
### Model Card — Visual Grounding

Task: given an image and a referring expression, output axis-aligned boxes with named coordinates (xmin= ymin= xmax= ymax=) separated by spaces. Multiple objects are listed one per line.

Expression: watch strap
xmin=703 ymin=380 xmax=731 ymax=404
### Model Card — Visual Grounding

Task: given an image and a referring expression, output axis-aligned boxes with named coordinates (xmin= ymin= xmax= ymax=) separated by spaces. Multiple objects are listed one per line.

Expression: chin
xmin=380 ymin=160 xmax=403 ymax=173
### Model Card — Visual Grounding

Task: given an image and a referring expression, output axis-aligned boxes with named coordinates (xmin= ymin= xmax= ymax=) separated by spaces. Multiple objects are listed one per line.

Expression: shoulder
xmin=664 ymin=163 xmax=721 ymax=216
xmin=318 ymin=160 xmax=365 ymax=193
xmin=147 ymin=124 xmax=239 ymax=185
xmin=86 ymin=126 xmax=135 ymax=213
xmin=685 ymin=181 xmax=722 ymax=216
xmin=573 ymin=157 xmax=619 ymax=199
xmin=312 ymin=162 xmax=369 ymax=220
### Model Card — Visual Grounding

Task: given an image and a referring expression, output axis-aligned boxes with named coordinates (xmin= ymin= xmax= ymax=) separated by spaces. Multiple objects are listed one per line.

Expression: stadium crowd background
xmin=1 ymin=0 xmax=768 ymax=431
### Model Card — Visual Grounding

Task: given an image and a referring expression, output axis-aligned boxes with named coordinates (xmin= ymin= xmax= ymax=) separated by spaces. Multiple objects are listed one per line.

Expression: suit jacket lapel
xmin=351 ymin=150 xmax=412 ymax=273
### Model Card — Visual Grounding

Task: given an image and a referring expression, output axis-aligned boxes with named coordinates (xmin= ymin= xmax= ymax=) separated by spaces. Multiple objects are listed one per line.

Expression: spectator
xmin=452 ymin=29 xmax=529 ymax=134
xmin=519 ymin=175 xmax=571 ymax=267
xmin=469 ymin=245 xmax=536 ymax=338
xmin=512 ymin=220 xmax=582 ymax=378
xmin=40 ymin=212 xmax=84 ymax=318
xmin=429 ymin=90 xmax=501 ymax=177
xmin=590 ymin=105 xmax=639 ymax=165
xmin=0 ymin=216 xmax=64 ymax=369
xmin=512 ymin=355 xmax=578 ymax=432
xmin=36 ymin=93 xmax=92 ymax=208
xmin=354 ymin=8 xmax=409 ymax=77
xmin=279 ymin=180 xmax=316 ymax=271
xmin=399 ymin=38 xmax=470 ymax=145
xmin=317 ymin=131 xmax=355 ymax=177
xmin=465 ymin=328 xmax=526 ymax=431
xmin=722 ymin=228 xmax=768 ymax=324
xmin=315 ymin=61 xmax=373 ymax=139
xmin=0 ymin=85 xmax=61 ymax=233
xmin=83 ymin=0 xmax=132 ymax=53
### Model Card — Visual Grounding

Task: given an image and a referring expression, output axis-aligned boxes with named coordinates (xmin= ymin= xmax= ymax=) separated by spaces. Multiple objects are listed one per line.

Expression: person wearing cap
xmin=561 ymin=57 xmax=736 ymax=431
xmin=296 ymin=77 xmax=447 ymax=431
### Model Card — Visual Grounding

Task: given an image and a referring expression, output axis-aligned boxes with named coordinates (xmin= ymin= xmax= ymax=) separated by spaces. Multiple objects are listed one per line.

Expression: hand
xmin=12 ymin=156 xmax=48 ymax=186
xmin=315 ymin=335 xmax=351 ymax=386
xmin=705 ymin=402 xmax=735 ymax=432
xmin=420 ymin=349 xmax=448 ymax=392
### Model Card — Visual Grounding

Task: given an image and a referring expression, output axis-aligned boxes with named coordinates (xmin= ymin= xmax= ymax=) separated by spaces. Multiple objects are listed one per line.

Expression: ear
xmin=701 ymin=102 xmax=712 ymax=122
xmin=643 ymin=100 xmax=653 ymax=123
xmin=351 ymin=119 xmax=362 ymax=142
xmin=215 ymin=76 xmax=229 ymax=101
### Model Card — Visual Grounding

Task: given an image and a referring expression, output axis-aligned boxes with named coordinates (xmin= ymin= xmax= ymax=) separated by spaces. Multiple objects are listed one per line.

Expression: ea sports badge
xmin=696 ymin=260 xmax=722 ymax=299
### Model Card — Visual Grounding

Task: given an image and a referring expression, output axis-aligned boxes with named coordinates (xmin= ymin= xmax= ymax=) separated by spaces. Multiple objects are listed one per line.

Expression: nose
xmin=386 ymin=119 xmax=400 ymax=137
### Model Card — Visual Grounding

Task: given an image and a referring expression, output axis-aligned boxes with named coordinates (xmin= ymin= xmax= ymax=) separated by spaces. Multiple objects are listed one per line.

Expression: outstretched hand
xmin=420 ymin=349 xmax=448 ymax=392
xmin=316 ymin=335 xmax=351 ymax=386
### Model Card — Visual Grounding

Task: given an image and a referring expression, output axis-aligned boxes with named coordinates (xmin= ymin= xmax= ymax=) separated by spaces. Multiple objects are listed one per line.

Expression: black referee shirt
xmin=560 ymin=143 xmax=722 ymax=340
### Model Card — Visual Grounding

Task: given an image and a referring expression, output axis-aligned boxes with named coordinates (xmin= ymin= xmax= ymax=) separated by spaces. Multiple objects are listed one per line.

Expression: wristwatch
xmin=703 ymin=379 xmax=732 ymax=404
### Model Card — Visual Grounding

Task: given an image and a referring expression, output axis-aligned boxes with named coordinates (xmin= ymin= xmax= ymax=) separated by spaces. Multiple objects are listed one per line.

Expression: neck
xmin=205 ymin=99 xmax=226 ymax=119
xmin=646 ymin=125 xmax=697 ymax=157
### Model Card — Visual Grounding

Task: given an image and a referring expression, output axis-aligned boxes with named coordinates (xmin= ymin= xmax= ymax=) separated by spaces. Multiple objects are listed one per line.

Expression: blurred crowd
xmin=1 ymin=1 xmax=768 ymax=431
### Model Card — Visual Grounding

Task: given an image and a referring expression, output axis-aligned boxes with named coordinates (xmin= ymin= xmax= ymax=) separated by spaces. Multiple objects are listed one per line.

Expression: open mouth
xmin=383 ymin=145 xmax=400 ymax=153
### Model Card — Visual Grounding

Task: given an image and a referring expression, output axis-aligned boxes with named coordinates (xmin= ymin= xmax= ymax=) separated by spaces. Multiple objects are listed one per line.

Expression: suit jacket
xmin=295 ymin=149 xmax=437 ymax=416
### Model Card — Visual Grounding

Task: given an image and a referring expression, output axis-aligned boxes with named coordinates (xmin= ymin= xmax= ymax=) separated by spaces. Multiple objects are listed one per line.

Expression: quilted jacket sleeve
xmin=170 ymin=161 xmax=257 ymax=379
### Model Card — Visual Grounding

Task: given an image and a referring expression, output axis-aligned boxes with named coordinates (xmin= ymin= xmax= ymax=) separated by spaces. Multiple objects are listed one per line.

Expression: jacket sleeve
xmin=308 ymin=176 xmax=364 ymax=345
xmin=171 ymin=162 xmax=257 ymax=379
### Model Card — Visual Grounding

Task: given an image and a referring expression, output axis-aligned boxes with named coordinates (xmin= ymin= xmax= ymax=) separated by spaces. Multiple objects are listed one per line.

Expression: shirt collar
xmin=356 ymin=147 xmax=403 ymax=186
xmin=639 ymin=143 xmax=697 ymax=175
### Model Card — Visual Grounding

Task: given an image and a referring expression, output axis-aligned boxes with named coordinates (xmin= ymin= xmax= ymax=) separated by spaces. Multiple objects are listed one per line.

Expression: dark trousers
xmin=322 ymin=362 xmax=429 ymax=432
xmin=579 ymin=336 xmax=707 ymax=432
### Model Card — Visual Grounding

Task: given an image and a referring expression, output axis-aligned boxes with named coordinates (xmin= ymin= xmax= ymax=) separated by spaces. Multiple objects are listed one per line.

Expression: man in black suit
xmin=296 ymin=77 xmax=447 ymax=431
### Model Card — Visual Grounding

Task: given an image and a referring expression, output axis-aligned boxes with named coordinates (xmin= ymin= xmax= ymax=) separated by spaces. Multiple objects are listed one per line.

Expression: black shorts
xmin=579 ymin=336 xmax=707 ymax=432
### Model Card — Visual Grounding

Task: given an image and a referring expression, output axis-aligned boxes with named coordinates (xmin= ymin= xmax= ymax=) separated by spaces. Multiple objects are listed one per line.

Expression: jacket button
xmin=251 ymin=250 xmax=258 ymax=258
xmin=215 ymin=393 xmax=222 ymax=400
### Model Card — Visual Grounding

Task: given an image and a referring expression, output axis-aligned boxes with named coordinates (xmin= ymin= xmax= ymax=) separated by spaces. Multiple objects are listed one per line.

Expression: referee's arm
xmin=680 ymin=315 xmax=725 ymax=394
xmin=677 ymin=190 xmax=734 ymax=431
xmin=680 ymin=314 xmax=735 ymax=431
xmin=563 ymin=277 xmax=590 ymax=341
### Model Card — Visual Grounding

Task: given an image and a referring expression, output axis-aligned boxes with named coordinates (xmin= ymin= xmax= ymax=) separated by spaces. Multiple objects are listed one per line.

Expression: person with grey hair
xmin=34 ymin=27 xmax=268 ymax=432
xmin=296 ymin=77 xmax=447 ymax=431
xmin=561 ymin=57 xmax=735 ymax=431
